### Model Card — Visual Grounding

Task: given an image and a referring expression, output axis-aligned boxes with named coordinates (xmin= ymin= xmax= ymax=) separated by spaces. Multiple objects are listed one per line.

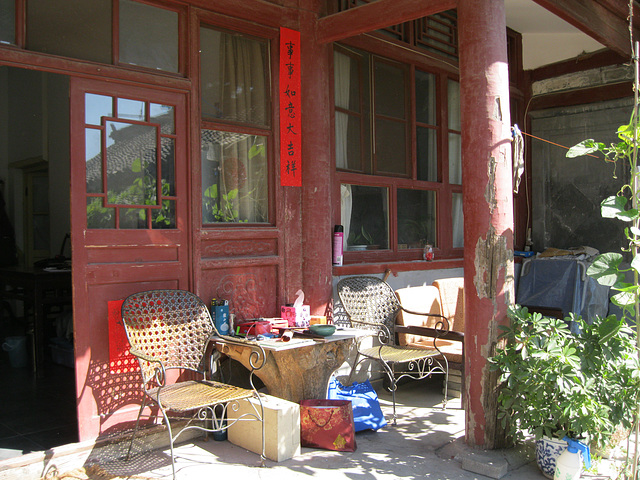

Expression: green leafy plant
xmin=567 ymin=106 xmax=640 ymax=477
xmin=202 ymin=142 xmax=268 ymax=224
xmin=86 ymin=157 xmax=174 ymax=228
xmin=567 ymin=129 xmax=640 ymax=315
xmin=490 ymin=305 xmax=639 ymax=450
xmin=203 ymin=184 xmax=246 ymax=223
xmin=347 ymin=225 xmax=375 ymax=245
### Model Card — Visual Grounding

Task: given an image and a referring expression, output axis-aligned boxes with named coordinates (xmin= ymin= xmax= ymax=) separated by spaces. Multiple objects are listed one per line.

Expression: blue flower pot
xmin=536 ymin=436 xmax=568 ymax=479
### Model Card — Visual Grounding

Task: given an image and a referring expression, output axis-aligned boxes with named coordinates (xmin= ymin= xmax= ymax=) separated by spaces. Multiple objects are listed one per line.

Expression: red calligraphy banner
xmin=279 ymin=27 xmax=302 ymax=187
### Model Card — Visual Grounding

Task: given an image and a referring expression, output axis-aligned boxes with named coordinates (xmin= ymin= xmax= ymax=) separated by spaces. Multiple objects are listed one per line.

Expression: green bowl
xmin=309 ymin=324 xmax=336 ymax=337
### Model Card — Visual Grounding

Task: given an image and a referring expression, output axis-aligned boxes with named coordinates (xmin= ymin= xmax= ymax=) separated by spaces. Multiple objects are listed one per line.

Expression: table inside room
xmin=0 ymin=265 xmax=72 ymax=375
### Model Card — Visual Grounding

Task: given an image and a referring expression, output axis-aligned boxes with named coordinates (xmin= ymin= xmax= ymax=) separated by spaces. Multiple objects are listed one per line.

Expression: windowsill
xmin=332 ymin=257 xmax=463 ymax=276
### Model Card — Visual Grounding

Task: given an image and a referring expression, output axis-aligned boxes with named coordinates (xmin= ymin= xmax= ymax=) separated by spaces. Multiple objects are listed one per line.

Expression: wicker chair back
xmin=121 ymin=289 xmax=214 ymax=386
xmin=337 ymin=275 xmax=401 ymax=343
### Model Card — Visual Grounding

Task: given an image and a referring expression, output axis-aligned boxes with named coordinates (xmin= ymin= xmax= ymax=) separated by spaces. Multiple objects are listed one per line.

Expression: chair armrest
xmin=129 ymin=347 xmax=169 ymax=389
xmin=395 ymin=325 xmax=464 ymax=343
xmin=398 ymin=306 xmax=451 ymax=333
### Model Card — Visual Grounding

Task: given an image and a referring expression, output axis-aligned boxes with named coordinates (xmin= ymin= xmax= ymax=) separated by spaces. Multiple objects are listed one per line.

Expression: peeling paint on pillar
xmin=473 ymin=223 xmax=514 ymax=447
xmin=484 ymin=156 xmax=498 ymax=214
xmin=473 ymin=224 xmax=510 ymax=302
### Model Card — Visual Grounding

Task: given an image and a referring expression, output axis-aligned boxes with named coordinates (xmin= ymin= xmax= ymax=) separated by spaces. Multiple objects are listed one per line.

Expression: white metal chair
xmin=121 ymin=289 xmax=265 ymax=479
xmin=337 ymin=276 xmax=451 ymax=424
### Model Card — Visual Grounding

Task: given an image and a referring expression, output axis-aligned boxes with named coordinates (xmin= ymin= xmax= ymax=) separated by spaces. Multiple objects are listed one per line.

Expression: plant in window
xmin=131 ymin=158 xmax=174 ymax=227
xmin=202 ymin=142 xmax=268 ymax=224
xmin=398 ymin=218 xmax=433 ymax=248
xmin=347 ymin=225 xmax=375 ymax=247
xmin=87 ymin=197 xmax=113 ymax=228
xmin=203 ymin=184 xmax=245 ymax=223
xmin=86 ymin=157 xmax=174 ymax=228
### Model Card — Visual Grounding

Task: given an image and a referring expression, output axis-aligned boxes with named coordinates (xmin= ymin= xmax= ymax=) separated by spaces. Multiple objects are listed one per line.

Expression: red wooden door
xmin=69 ymin=78 xmax=190 ymax=440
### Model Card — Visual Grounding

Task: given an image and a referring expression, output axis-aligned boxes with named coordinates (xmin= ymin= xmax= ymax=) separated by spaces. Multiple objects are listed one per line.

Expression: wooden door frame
xmin=69 ymin=77 xmax=192 ymax=440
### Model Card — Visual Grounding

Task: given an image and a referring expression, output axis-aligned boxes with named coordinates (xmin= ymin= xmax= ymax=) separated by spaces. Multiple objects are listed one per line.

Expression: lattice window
xmin=336 ymin=2 xmax=458 ymax=61
xmin=415 ymin=11 xmax=458 ymax=61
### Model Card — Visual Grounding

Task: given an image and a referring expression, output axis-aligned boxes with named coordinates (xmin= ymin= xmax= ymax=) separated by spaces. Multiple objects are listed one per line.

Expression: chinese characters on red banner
xmin=279 ymin=27 xmax=302 ymax=187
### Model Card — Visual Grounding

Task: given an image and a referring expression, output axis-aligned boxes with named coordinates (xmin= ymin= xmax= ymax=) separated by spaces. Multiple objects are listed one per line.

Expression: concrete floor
xmin=80 ymin=379 xmax=547 ymax=480
xmin=1 ymin=377 xmax=626 ymax=480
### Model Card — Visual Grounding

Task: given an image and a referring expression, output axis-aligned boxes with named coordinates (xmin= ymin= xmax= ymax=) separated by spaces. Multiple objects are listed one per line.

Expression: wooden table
xmin=0 ymin=265 xmax=72 ymax=375
xmin=212 ymin=329 xmax=361 ymax=403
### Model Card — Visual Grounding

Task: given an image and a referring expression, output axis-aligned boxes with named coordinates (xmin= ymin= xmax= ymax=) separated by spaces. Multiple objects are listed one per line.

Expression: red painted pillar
xmin=458 ymin=0 xmax=515 ymax=448
xmin=299 ymin=8 xmax=334 ymax=315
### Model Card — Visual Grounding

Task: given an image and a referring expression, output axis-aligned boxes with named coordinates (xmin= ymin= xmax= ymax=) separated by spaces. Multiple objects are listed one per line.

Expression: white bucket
xmin=2 ymin=335 xmax=28 ymax=368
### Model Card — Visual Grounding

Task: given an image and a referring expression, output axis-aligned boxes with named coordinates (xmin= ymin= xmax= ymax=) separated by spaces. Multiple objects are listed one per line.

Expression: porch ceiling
xmin=318 ymin=0 xmax=640 ymax=70
xmin=506 ymin=0 xmax=636 ymax=69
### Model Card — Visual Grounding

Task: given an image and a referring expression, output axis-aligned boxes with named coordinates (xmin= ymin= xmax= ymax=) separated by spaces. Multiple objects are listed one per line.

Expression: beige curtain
xmin=218 ymin=35 xmax=268 ymax=223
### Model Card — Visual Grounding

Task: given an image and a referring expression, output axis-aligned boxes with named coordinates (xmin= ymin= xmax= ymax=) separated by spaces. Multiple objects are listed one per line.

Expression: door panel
xmin=70 ymin=78 xmax=189 ymax=440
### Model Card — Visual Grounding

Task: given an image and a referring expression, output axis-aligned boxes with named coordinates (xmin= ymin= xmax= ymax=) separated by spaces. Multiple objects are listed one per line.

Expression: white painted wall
xmin=522 ymin=33 xmax=604 ymax=71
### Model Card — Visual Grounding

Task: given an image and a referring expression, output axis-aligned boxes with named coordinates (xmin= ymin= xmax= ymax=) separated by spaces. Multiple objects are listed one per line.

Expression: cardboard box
xmin=309 ymin=315 xmax=327 ymax=325
xmin=228 ymin=394 xmax=301 ymax=462
xmin=281 ymin=305 xmax=310 ymax=327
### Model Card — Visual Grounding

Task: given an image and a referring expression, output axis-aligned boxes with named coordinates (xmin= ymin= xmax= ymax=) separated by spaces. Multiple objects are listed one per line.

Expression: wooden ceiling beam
xmin=595 ymin=0 xmax=640 ymax=25
xmin=316 ymin=0 xmax=457 ymax=45
xmin=532 ymin=0 xmax=637 ymax=57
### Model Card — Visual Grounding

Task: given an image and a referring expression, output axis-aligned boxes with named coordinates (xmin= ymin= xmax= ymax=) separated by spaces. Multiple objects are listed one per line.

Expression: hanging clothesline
xmin=519 ymin=130 xmax=600 ymax=159
xmin=509 ymin=124 xmax=602 ymax=195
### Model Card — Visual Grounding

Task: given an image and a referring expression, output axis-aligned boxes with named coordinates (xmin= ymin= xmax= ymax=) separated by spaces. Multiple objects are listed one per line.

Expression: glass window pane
xmin=152 ymin=104 xmax=174 ymax=134
xmin=0 ymin=0 xmax=15 ymax=45
xmin=201 ymin=130 xmax=269 ymax=224
xmin=417 ymin=126 xmax=437 ymax=182
xmin=85 ymin=93 xmax=112 ymax=126
xmin=87 ymin=197 xmax=115 ymax=229
xmin=119 ymin=208 xmax=146 ymax=229
xmin=415 ymin=70 xmax=436 ymax=125
xmin=335 ymin=112 xmax=362 ymax=170
xmin=452 ymin=192 xmax=464 ymax=248
xmin=200 ymin=27 xmax=269 ymax=126
xmin=161 ymin=137 xmax=175 ymax=197
xmin=105 ymin=121 xmax=157 ymax=207
xmin=397 ymin=189 xmax=436 ymax=249
xmin=117 ymin=98 xmax=145 ymax=121
xmin=341 ymin=184 xmax=388 ymax=250
xmin=449 ymin=132 xmax=462 ymax=184
xmin=448 ymin=79 xmax=461 ymax=131
xmin=27 ymin=0 xmax=111 ymax=64
xmin=86 ymin=128 xmax=103 ymax=194
xmin=119 ymin=0 xmax=178 ymax=73
xmin=375 ymin=118 xmax=406 ymax=175
xmin=152 ymin=200 xmax=176 ymax=229
xmin=374 ymin=60 xmax=405 ymax=119
xmin=334 ymin=51 xmax=360 ymax=112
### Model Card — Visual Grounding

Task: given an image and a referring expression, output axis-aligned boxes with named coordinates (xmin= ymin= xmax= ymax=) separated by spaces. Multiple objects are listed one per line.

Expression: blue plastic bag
xmin=327 ymin=378 xmax=387 ymax=431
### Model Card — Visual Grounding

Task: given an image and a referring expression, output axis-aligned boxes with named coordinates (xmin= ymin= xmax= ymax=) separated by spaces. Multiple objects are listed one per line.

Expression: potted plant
xmin=347 ymin=225 xmax=379 ymax=250
xmin=490 ymin=305 xmax=639 ymax=478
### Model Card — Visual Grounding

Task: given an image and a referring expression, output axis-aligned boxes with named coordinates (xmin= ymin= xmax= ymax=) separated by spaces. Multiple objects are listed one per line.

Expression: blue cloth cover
xmin=327 ymin=378 xmax=387 ymax=431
